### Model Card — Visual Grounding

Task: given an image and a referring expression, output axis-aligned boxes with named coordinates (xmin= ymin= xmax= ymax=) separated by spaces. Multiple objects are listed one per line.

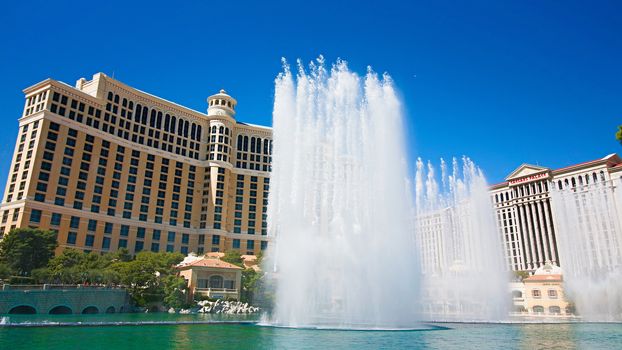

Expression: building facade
xmin=0 ymin=73 xmax=272 ymax=256
xmin=491 ymin=153 xmax=622 ymax=272
xmin=509 ymin=262 xmax=573 ymax=317
xmin=177 ymin=253 xmax=242 ymax=300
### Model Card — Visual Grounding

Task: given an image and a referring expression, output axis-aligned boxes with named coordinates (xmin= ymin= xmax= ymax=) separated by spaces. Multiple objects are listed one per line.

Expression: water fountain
xmin=550 ymin=177 xmax=622 ymax=321
xmin=414 ymin=157 xmax=509 ymax=321
xmin=265 ymin=57 xmax=420 ymax=329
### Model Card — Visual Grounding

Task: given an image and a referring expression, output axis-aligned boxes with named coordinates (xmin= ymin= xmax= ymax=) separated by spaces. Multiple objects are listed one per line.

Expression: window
xmin=233 ymin=239 xmax=240 ymax=249
xmin=548 ymin=290 xmax=558 ymax=298
xmin=532 ymin=305 xmax=544 ymax=313
xmin=120 ymin=225 xmax=129 ymax=236
xmin=135 ymin=241 xmax=144 ymax=252
xmin=532 ymin=290 xmax=541 ymax=298
xmin=88 ymin=219 xmax=97 ymax=232
xmin=168 ymin=231 xmax=176 ymax=242
xmin=69 ymin=216 xmax=80 ymax=229
xmin=85 ymin=235 xmax=95 ymax=247
xmin=151 ymin=243 xmax=160 ymax=252
xmin=102 ymin=237 xmax=111 ymax=250
xmin=549 ymin=306 xmax=561 ymax=314
xmin=247 ymin=240 xmax=255 ymax=250
xmin=30 ymin=209 xmax=42 ymax=223
xmin=212 ymin=235 xmax=220 ymax=245
xmin=104 ymin=222 xmax=113 ymax=234
xmin=51 ymin=213 xmax=62 ymax=226
xmin=66 ymin=232 xmax=77 ymax=245
xmin=118 ymin=239 xmax=127 ymax=248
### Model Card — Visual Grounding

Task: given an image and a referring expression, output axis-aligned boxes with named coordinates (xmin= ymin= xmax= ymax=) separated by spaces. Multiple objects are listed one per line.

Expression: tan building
xmin=177 ymin=253 xmax=242 ymax=300
xmin=0 ymin=73 xmax=272 ymax=256
xmin=510 ymin=262 xmax=572 ymax=317
xmin=491 ymin=154 xmax=622 ymax=272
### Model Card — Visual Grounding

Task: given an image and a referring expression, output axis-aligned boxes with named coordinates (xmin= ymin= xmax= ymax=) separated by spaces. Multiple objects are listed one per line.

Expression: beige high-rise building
xmin=491 ymin=153 xmax=622 ymax=272
xmin=0 ymin=73 xmax=272 ymax=256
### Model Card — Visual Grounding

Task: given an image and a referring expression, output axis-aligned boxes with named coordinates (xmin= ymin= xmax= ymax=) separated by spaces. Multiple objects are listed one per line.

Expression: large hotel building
xmin=0 ymin=73 xmax=272 ymax=256
xmin=491 ymin=154 xmax=622 ymax=272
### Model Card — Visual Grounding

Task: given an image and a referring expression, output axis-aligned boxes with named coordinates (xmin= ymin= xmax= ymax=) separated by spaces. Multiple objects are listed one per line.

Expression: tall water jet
xmin=415 ymin=157 xmax=509 ymax=321
xmin=266 ymin=57 xmax=419 ymax=328
xmin=550 ymin=175 xmax=622 ymax=321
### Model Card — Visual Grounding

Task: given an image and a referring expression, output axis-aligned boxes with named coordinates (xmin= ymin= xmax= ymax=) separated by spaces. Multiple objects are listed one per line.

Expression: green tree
xmin=0 ymin=262 xmax=11 ymax=279
xmin=0 ymin=228 xmax=57 ymax=276
xmin=512 ymin=270 xmax=530 ymax=281
xmin=163 ymin=274 xmax=189 ymax=309
xmin=108 ymin=251 xmax=184 ymax=306
xmin=221 ymin=250 xmax=244 ymax=267
xmin=40 ymin=248 xmax=116 ymax=284
xmin=617 ymin=125 xmax=622 ymax=145
xmin=241 ymin=268 xmax=261 ymax=303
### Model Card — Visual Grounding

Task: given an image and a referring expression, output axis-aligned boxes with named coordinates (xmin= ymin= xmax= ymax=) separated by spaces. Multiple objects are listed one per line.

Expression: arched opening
xmin=209 ymin=275 xmax=224 ymax=289
xmin=9 ymin=305 xmax=37 ymax=314
xmin=135 ymin=104 xmax=142 ymax=122
xmin=177 ymin=119 xmax=184 ymax=136
xmin=49 ymin=305 xmax=73 ymax=315
xmin=150 ymin=110 xmax=157 ymax=127
xmin=549 ymin=306 xmax=561 ymax=314
xmin=164 ymin=114 xmax=171 ymax=132
xmin=82 ymin=306 xmax=99 ymax=314
xmin=512 ymin=290 xmax=522 ymax=298
xmin=142 ymin=107 xmax=149 ymax=124
xmin=105 ymin=306 xmax=116 ymax=314
xmin=532 ymin=305 xmax=544 ymax=313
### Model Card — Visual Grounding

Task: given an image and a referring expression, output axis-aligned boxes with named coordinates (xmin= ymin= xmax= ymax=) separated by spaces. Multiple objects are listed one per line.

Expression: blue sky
xmin=0 ymin=0 xmax=620 ymax=189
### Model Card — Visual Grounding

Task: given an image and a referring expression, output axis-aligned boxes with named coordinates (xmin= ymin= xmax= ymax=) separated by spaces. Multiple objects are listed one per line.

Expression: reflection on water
xmin=518 ymin=324 xmax=577 ymax=350
xmin=0 ymin=315 xmax=621 ymax=350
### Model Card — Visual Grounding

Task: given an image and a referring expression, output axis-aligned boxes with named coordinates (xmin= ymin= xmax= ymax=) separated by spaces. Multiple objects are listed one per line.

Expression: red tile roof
xmin=524 ymin=274 xmax=562 ymax=282
xmin=179 ymin=257 xmax=242 ymax=270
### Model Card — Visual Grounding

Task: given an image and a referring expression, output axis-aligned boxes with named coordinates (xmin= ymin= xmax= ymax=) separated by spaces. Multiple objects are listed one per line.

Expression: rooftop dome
xmin=207 ymin=89 xmax=237 ymax=118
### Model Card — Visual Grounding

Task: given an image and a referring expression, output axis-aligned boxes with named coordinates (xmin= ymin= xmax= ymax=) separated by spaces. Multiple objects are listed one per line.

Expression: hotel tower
xmin=0 ymin=73 xmax=272 ymax=256
xmin=491 ymin=154 xmax=622 ymax=272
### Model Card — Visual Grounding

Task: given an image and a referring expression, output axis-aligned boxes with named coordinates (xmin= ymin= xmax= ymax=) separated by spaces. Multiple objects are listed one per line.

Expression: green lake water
xmin=0 ymin=314 xmax=621 ymax=349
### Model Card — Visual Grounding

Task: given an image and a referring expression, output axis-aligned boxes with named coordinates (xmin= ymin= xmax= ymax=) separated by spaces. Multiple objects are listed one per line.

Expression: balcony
xmin=195 ymin=287 xmax=239 ymax=300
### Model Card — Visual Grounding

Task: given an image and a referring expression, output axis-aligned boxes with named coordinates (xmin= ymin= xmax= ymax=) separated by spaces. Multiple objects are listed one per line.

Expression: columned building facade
xmin=0 ymin=73 xmax=272 ymax=256
xmin=491 ymin=154 xmax=622 ymax=272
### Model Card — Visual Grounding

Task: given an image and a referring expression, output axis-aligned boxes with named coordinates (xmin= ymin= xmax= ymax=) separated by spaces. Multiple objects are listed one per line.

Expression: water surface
xmin=1 ymin=314 xmax=620 ymax=349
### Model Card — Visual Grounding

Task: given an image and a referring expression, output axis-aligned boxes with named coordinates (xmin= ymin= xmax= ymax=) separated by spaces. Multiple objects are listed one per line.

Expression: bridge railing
xmin=1 ymin=284 xmax=125 ymax=291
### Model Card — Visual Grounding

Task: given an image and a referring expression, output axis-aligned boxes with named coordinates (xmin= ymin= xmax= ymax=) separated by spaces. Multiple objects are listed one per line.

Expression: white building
xmin=491 ymin=153 xmax=622 ymax=272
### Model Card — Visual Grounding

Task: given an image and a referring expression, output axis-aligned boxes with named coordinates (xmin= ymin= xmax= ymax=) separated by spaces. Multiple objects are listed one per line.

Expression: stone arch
xmin=105 ymin=306 xmax=116 ymax=314
xmin=82 ymin=306 xmax=99 ymax=314
xmin=209 ymin=275 xmax=224 ymax=289
xmin=49 ymin=305 xmax=73 ymax=314
xmin=9 ymin=305 xmax=37 ymax=314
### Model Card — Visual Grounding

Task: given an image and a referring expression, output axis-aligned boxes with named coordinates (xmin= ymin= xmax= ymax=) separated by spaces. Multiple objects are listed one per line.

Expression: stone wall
xmin=0 ymin=285 xmax=130 ymax=314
